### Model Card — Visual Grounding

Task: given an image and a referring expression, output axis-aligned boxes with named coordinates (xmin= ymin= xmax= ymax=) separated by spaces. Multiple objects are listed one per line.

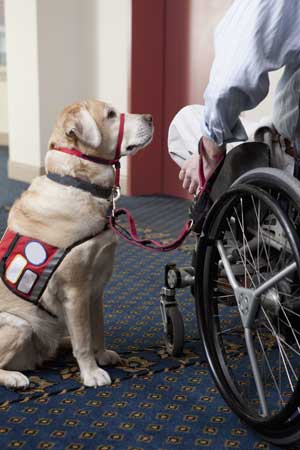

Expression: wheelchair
xmin=159 ymin=141 xmax=300 ymax=448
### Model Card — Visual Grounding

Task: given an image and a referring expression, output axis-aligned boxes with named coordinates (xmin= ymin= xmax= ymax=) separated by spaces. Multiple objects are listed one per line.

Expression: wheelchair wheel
xmin=164 ymin=305 xmax=184 ymax=356
xmin=234 ymin=167 xmax=300 ymax=231
xmin=195 ymin=183 xmax=300 ymax=447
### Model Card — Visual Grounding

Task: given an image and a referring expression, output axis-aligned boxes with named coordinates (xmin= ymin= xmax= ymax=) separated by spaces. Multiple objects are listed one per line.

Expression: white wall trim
xmin=8 ymin=160 xmax=45 ymax=183
xmin=0 ymin=132 xmax=8 ymax=145
xmin=120 ymin=174 xmax=128 ymax=195
xmin=0 ymin=66 xmax=6 ymax=82
xmin=8 ymin=159 xmax=126 ymax=194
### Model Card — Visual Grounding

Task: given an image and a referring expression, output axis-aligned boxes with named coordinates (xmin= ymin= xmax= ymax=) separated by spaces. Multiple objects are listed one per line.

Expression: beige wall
xmin=37 ymin=0 xmax=131 ymax=161
xmin=188 ymin=0 xmax=233 ymax=103
xmin=0 ymin=0 xmax=6 ymax=140
xmin=5 ymin=0 xmax=40 ymax=168
xmin=0 ymin=67 xmax=7 ymax=136
xmin=82 ymin=0 xmax=132 ymax=109
xmin=5 ymin=0 xmax=131 ymax=188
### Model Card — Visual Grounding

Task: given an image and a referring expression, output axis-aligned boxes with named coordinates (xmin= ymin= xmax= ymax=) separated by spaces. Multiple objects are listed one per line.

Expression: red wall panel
xmin=129 ymin=0 xmax=232 ymax=198
xmin=128 ymin=0 xmax=165 ymax=195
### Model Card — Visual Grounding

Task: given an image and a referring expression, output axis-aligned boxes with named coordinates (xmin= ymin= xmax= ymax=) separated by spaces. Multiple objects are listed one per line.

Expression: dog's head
xmin=48 ymin=100 xmax=154 ymax=160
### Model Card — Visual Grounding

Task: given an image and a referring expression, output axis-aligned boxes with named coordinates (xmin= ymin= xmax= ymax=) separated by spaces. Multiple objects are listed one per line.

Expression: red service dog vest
xmin=0 ymin=229 xmax=68 ymax=303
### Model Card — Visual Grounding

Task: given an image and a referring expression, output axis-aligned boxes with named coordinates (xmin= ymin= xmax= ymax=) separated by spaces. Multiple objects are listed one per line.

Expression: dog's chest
xmin=55 ymin=229 xmax=118 ymax=289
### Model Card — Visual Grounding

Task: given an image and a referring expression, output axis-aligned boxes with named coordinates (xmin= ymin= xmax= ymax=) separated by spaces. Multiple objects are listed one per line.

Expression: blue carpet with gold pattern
xmin=0 ymin=147 xmax=281 ymax=449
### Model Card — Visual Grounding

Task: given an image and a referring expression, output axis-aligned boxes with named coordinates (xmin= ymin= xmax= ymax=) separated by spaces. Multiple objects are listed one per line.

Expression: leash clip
xmin=112 ymin=186 xmax=121 ymax=217
xmin=188 ymin=219 xmax=194 ymax=230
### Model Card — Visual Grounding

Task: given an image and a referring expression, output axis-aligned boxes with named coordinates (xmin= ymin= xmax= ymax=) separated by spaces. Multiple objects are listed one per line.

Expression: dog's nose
xmin=143 ymin=114 xmax=153 ymax=125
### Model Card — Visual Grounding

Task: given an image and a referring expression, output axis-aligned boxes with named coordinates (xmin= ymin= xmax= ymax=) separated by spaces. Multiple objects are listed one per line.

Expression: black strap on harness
xmin=0 ymin=232 xmax=20 ymax=277
xmin=294 ymin=157 xmax=300 ymax=181
xmin=47 ymin=172 xmax=113 ymax=200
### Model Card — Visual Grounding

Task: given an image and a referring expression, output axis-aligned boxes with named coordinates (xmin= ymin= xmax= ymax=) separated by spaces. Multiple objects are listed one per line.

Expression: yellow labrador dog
xmin=0 ymin=100 xmax=153 ymax=389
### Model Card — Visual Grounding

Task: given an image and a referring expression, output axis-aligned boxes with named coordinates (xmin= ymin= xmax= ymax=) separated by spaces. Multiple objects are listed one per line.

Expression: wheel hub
xmin=261 ymin=287 xmax=281 ymax=316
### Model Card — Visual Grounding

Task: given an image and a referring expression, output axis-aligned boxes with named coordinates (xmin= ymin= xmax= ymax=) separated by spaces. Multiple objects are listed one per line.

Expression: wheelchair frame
xmin=159 ymin=157 xmax=300 ymax=448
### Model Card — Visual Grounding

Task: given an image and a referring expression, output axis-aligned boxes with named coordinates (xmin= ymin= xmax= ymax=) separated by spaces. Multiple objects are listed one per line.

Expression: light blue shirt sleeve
xmin=202 ymin=0 xmax=300 ymax=146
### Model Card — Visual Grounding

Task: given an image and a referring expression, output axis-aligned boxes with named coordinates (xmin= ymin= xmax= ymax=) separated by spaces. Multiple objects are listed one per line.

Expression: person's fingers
xmin=179 ymin=154 xmax=201 ymax=191
xmin=182 ymin=173 xmax=191 ymax=190
xmin=179 ymin=169 xmax=185 ymax=180
xmin=188 ymin=179 xmax=199 ymax=194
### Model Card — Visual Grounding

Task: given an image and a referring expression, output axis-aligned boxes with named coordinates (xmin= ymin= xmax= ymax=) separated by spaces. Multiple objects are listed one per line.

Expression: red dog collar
xmin=53 ymin=113 xmax=125 ymax=187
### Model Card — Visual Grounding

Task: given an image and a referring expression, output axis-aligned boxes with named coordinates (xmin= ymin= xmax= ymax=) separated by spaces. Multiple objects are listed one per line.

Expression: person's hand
xmin=179 ymin=152 xmax=200 ymax=194
xmin=179 ymin=137 xmax=225 ymax=194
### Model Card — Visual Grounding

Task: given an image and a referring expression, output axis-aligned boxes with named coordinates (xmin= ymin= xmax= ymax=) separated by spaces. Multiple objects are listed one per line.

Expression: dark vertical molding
xmin=162 ymin=0 xmax=191 ymax=199
xmin=128 ymin=0 xmax=165 ymax=195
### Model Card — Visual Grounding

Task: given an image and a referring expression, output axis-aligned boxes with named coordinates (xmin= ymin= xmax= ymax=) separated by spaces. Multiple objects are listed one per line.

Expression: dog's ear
xmin=64 ymin=108 xmax=102 ymax=148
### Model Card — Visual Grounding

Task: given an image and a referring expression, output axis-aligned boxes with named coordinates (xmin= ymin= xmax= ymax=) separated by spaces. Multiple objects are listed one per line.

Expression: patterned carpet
xmin=0 ymin=147 xmax=282 ymax=449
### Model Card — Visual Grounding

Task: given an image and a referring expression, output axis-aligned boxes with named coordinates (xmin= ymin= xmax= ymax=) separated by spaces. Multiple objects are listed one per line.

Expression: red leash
xmin=109 ymin=208 xmax=193 ymax=252
xmin=52 ymin=112 xmax=193 ymax=252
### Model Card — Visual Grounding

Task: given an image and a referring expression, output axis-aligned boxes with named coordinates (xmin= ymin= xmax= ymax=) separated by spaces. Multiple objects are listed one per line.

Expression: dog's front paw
xmin=96 ymin=350 xmax=121 ymax=366
xmin=2 ymin=371 xmax=30 ymax=389
xmin=81 ymin=367 xmax=111 ymax=387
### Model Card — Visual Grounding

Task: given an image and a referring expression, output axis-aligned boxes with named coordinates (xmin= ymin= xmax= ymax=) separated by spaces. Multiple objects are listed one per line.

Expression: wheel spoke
xmin=234 ymin=202 xmax=260 ymax=281
xmin=256 ymin=329 xmax=284 ymax=405
xmin=279 ymin=304 xmax=300 ymax=353
xmin=226 ymin=218 xmax=256 ymax=288
xmin=283 ymin=301 xmax=300 ymax=315
xmin=251 ymin=198 xmax=273 ymax=275
xmin=261 ymin=311 xmax=296 ymax=402
xmin=217 ymin=324 xmax=243 ymax=336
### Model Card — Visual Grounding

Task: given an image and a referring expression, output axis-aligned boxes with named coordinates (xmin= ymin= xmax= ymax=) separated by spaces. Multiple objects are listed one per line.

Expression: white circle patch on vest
xmin=25 ymin=241 xmax=47 ymax=265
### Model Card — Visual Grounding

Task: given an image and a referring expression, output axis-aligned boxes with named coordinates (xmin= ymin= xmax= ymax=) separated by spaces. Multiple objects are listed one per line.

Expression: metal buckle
xmin=112 ymin=186 xmax=121 ymax=217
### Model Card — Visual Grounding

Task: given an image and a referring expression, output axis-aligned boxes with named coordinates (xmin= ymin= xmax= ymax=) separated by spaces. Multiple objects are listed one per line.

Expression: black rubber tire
xmin=164 ymin=306 xmax=185 ymax=356
xmin=233 ymin=167 xmax=300 ymax=227
xmin=195 ymin=183 xmax=300 ymax=447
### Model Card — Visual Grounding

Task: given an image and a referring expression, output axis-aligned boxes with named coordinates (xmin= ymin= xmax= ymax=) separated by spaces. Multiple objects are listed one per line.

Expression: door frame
xmin=128 ymin=0 xmax=166 ymax=196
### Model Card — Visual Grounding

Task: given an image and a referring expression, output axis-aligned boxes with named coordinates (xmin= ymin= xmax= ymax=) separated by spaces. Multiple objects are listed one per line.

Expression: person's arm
xmin=202 ymin=0 xmax=300 ymax=146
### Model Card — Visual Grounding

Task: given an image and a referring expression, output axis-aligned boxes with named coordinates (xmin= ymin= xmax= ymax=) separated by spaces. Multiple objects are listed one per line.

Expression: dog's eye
xmin=107 ymin=109 xmax=117 ymax=119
